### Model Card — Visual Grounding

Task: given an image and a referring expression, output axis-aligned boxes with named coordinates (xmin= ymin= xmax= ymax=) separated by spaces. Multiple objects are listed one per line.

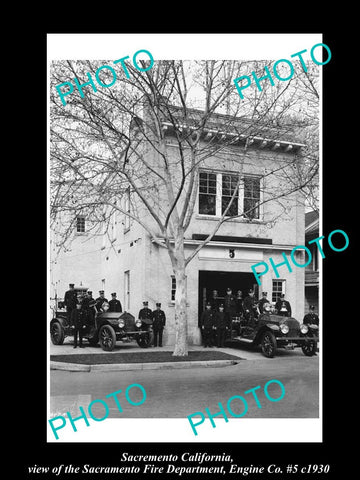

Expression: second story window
xmin=76 ymin=216 xmax=85 ymax=233
xmin=222 ymin=174 xmax=239 ymax=216
xmin=199 ymin=172 xmax=217 ymax=215
xmin=243 ymin=176 xmax=260 ymax=219
xmin=198 ymin=171 xmax=262 ymax=220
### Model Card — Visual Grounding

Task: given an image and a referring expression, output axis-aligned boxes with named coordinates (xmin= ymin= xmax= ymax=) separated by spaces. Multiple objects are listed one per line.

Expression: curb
xmin=50 ymin=359 xmax=240 ymax=372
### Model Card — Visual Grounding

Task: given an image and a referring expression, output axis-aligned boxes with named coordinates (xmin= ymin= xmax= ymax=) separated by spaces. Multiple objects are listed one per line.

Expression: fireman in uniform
xmin=109 ymin=292 xmax=122 ymax=312
xmin=258 ymin=291 xmax=270 ymax=314
xmin=64 ymin=283 xmax=77 ymax=321
xmin=303 ymin=305 xmax=319 ymax=325
xmin=224 ymin=287 xmax=237 ymax=323
xmin=243 ymin=289 xmax=259 ymax=327
xmin=210 ymin=289 xmax=221 ymax=311
xmin=70 ymin=295 xmax=87 ymax=348
xmin=138 ymin=301 xmax=153 ymax=322
xmin=81 ymin=290 xmax=97 ymax=325
xmin=95 ymin=290 xmax=108 ymax=313
xmin=275 ymin=293 xmax=292 ymax=317
xmin=214 ymin=303 xmax=229 ymax=348
xmin=152 ymin=302 xmax=166 ymax=347
xmin=199 ymin=301 xmax=216 ymax=347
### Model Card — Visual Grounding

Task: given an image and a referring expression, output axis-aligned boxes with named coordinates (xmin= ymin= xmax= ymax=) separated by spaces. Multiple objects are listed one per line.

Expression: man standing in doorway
xmin=210 ymin=289 xmax=221 ymax=311
xmin=224 ymin=287 xmax=236 ymax=324
xmin=199 ymin=302 xmax=216 ymax=348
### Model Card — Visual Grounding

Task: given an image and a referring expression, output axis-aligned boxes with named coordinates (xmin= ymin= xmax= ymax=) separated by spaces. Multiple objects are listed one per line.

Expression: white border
xmin=47 ymin=33 xmax=323 ymax=443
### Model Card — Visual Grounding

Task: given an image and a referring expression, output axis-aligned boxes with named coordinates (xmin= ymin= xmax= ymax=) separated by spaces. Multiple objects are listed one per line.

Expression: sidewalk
xmin=49 ymin=337 xmax=252 ymax=372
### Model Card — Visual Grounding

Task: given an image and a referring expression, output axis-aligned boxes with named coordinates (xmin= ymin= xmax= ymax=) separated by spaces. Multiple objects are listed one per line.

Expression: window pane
xmin=199 ymin=193 xmax=216 ymax=215
xmin=222 ymin=196 xmax=238 ymax=216
xmin=243 ymin=177 xmax=260 ymax=219
xmin=199 ymin=172 xmax=217 ymax=215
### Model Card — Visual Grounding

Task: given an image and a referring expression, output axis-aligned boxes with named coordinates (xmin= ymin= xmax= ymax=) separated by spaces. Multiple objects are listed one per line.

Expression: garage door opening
xmin=198 ymin=270 xmax=257 ymax=317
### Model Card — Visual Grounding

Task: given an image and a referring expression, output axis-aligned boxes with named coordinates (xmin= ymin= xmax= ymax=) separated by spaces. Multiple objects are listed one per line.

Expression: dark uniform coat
xmin=95 ymin=296 xmax=108 ymax=312
xmin=152 ymin=309 xmax=166 ymax=330
xmin=109 ymin=298 xmax=122 ymax=312
xmin=235 ymin=296 xmax=243 ymax=315
xmin=64 ymin=289 xmax=78 ymax=311
xmin=210 ymin=297 xmax=221 ymax=311
xmin=199 ymin=309 xmax=216 ymax=328
xmin=258 ymin=297 xmax=270 ymax=314
xmin=214 ymin=311 xmax=229 ymax=347
xmin=224 ymin=294 xmax=237 ymax=316
xmin=275 ymin=299 xmax=292 ymax=317
xmin=138 ymin=307 xmax=153 ymax=323
xmin=199 ymin=309 xmax=216 ymax=347
xmin=214 ymin=311 xmax=230 ymax=330
xmin=303 ymin=312 xmax=319 ymax=325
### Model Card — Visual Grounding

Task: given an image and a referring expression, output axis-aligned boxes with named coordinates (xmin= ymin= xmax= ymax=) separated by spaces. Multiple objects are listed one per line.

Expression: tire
xmin=50 ymin=321 xmax=65 ymax=345
xmin=260 ymin=330 xmax=277 ymax=358
xmin=302 ymin=340 xmax=317 ymax=356
xmin=136 ymin=330 xmax=153 ymax=348
xmin=99 ymin=325 xmax=116 ymax=351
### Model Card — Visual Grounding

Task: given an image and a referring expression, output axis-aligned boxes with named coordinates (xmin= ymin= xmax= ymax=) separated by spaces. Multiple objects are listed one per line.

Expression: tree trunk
xmin=171 ymin=235 xmax=188 ymax=357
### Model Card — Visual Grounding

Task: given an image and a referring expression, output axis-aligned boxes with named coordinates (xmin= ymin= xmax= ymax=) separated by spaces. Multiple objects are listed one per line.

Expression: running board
xmin=232 ymin=337 xmax=253 ymax=343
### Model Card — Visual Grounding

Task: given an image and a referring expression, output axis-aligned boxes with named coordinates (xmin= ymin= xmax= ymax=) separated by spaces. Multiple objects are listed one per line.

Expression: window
xmin=222 ymin=174 xmax=239 ymax=216
xmin=124 ymin=271 xmax=130 ymax=310
xmin=272 ymin=280 xmax=285 ymax=303
xmin=199 ymin=172 xmax=217 ymax=215
xmin=243 ymin=176 xmax=260 ymax=219
xmin=171 ymin=276 xmax=176 ymax=302
xmin=170 ymin=275 xmax=187 ymax=303
xmin=198 ymin=171 xmax=261 ymax=220
xmin=76 ymin=216 xmax=85 ymax=233
xmin=124 ymin=188 xmax=131 ymax=231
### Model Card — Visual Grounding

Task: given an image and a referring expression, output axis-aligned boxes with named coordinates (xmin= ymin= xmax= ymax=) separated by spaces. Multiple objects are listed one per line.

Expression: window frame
xmin=197 ymin=170 xmax=263 ymax=221
xmin=75 ymin=215 xmax=86 ymax=234
xmin=272 ymin=280 xmax=286 ymax=303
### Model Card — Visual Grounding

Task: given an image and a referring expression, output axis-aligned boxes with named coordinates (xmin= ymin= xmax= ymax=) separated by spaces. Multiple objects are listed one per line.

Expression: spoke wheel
xmin=99 ymin=325 xmax=116 ymax=351
xmin=50 ymin=322 xmax=65 ymax=345
xmin=136 ymin=330 xmax=153 ymax=348
xmin=261 ymin=331 xmax=277 ymax=358
xmin=302 ymin=340 xmax=317 ymax=356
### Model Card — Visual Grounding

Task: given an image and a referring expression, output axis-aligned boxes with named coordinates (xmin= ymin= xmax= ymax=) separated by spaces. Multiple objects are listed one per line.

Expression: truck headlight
xmin=135 ymin=320 xmax=142 ymax=328
xmin=300 ymin=324 xmax=309 ymax=334
xmin=280 ymin=324 xmax=289 ymax=334
xmin=119 ymin=319 xmax=125 ymax=328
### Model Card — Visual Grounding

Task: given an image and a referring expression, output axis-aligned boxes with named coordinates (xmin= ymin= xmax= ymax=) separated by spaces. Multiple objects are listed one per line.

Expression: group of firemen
xmin=199 ymin=287 xmax=319 ymax=348
xmin=63 ymin=284 xmax=166 ymax=349
xmin=63 ymin=283 xmax=319 ymax=349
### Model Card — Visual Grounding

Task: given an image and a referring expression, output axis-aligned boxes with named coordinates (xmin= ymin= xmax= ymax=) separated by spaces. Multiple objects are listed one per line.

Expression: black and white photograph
xmin=47 ymin=33 xmax=326 ymax=444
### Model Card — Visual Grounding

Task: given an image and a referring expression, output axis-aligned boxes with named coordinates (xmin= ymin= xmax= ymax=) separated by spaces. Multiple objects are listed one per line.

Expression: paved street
xmin=50 ymin=348 xmax=319 ymax=419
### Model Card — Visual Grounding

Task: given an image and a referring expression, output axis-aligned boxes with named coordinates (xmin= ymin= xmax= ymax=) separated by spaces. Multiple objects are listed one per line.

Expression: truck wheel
xmin=261 ymin=331 xmax=277 ymax=358
xmin=302 ymin=340 xmax=317 ymax=356
xmin=50 ymin=321 xmax=65 ymax=345
xmin=136 ymin=330 xmax=153 ymax=348
xmin=99 ymin=325 xmax=116 ymax=351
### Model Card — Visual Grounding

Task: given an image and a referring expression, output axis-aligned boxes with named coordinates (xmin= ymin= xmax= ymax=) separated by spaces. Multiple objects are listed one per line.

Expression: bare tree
xmin=50 ymin=58 xmax=319 ymax=356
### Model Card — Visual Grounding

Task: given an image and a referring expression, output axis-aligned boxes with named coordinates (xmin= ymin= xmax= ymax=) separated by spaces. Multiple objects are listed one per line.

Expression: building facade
xmin=50 ymin=108 xmax=308 ymax=346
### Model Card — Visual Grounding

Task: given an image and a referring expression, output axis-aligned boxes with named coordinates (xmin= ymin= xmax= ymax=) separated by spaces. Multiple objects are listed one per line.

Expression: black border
xmin=22 ymin=27 xmax=351 ymax=478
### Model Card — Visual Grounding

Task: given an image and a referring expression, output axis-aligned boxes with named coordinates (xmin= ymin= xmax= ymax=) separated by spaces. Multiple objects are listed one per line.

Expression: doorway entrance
xmin=198 ymin=270 xmax=257 ymax=316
